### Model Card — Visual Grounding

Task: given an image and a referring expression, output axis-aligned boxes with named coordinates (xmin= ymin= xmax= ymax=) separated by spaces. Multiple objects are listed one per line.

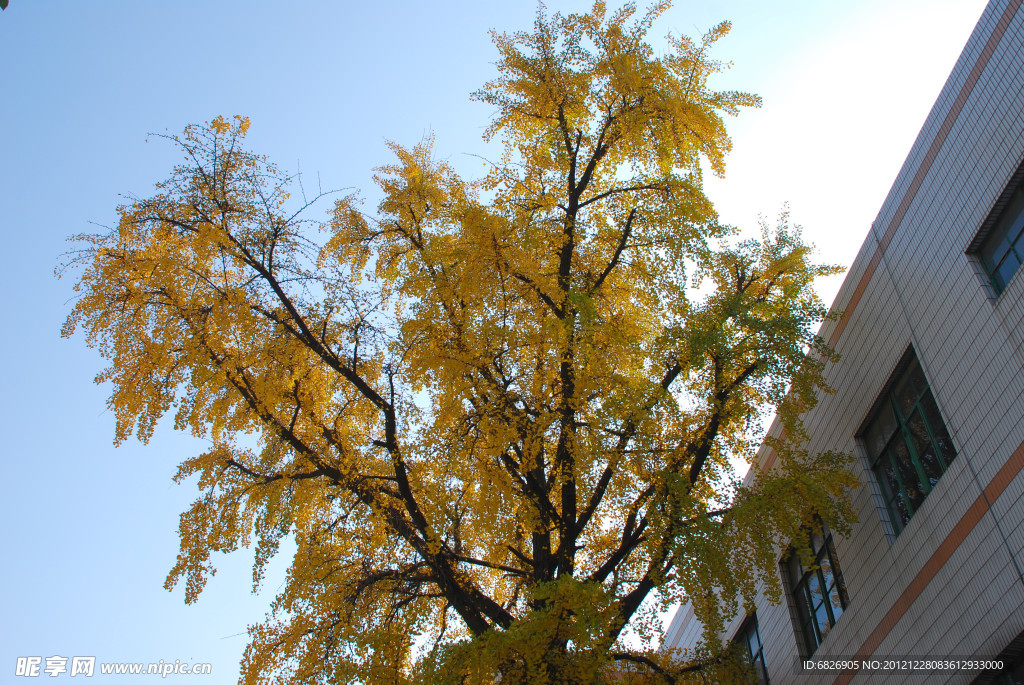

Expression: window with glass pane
xmin=785 ymin=523 xmax=848 ymax=656
xmin=994 ymin=656 xmax=1024 ymax=685
xmin=971 ymin=168 xmax=1024 ymax=295
xmin=736 ymin=614 xmax=769 ymax=684
xmin=860 ymin=352 xmax=956 ymax=533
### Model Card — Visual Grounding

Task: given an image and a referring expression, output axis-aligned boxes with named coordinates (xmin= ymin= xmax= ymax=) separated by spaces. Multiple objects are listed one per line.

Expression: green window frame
xmin=968 ymin=159 xmax=1024 ymax=296
xmin=736 ymin=613 xmax=769 ymax=684
xmin=859 ymin=351 xmax=956 ymax=533
xmin=977 ymin=184 xmax=1024 ymax=294
xmin=784 ymin=523 xmax=848 ymax=656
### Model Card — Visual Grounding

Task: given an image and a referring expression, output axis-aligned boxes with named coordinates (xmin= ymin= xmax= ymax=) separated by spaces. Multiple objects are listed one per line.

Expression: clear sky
xmin=0 ymin=1 xmax=988 ymax=681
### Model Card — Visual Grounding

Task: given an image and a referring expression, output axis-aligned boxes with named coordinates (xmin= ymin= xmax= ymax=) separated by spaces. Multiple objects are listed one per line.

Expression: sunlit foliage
xmin=63 ymin=3 xmax=856 ymax=683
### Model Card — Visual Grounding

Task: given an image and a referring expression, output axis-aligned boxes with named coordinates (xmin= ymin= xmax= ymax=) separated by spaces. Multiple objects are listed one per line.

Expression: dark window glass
xmin=860 ymin=352 xmax=956 ymax=533
xmin=864 ymin=400 xmax=898 ymax=456
xmin=996 ymin=660 xmax=1024 ymax=685
xmin=785 ymin=522 xmax=848 ymax=656
xmin=877 ymin=457 xmax=910 ymax=524
xmin=736 ymin=614 xmax=769 ymax=684
xmin=977 ymin=184 xmax=1024 ymax=294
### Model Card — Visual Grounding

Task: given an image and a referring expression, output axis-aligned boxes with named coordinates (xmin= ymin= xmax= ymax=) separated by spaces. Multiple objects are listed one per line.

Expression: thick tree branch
xmin=576 ymin=362 xmax=682 ymax=537
xmin=590 ymin=207 xmax=637 ymax=294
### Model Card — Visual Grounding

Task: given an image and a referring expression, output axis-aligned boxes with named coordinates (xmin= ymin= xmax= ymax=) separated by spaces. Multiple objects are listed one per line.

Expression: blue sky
xmin=0 ymin=1 xmax=987 ymax=681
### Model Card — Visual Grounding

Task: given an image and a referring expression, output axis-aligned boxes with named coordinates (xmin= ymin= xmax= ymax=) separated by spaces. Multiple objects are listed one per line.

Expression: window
xmin=736 ymin=614 xmax=769 ymax=684
xmin=784 ymin=522 xmax=848 ymax=656
xmin=994 ymin=658 xmax=1024 ymax=685
xmin=971 ymin=627 xmax=1024 ymax=684
xmin=969 ymin=160 xmax=1024 ymax=295
xmin=859 ymin=351 xmax=956 ymax=533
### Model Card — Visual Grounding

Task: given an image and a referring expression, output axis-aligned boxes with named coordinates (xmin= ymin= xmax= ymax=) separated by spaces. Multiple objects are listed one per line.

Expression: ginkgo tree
xmin=63 ymin=3 xmax=856 ymax=683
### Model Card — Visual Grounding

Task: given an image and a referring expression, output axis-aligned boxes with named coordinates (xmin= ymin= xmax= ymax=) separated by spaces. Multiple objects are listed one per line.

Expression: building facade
xmin=664 ymin=1 xmax=1024 ymax=683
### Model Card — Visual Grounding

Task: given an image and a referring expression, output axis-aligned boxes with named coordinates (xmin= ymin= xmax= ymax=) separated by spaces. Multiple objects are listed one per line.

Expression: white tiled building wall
xmin=664 ymin=1 xmax=1024 ymax=682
